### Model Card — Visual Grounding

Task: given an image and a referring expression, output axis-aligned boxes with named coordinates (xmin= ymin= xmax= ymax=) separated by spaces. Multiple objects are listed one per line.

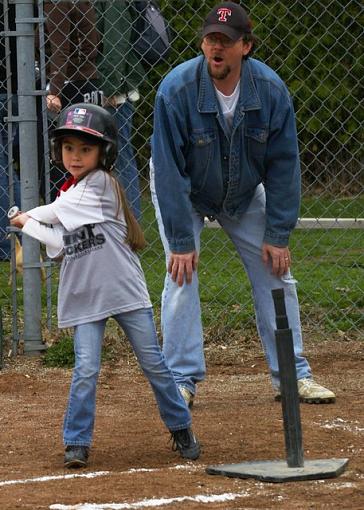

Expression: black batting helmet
xmin=50 ymin=103 xmax=118 ymax=170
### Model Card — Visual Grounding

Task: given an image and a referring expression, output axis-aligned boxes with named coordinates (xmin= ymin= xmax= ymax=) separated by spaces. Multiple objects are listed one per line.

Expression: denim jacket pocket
xmin=186 ymin=130 xmax=216 ymax=192
xmin=246 ymin=127 xmax=268 ymax=153
xmin=245 ymin=127 xmax=268 ymax=178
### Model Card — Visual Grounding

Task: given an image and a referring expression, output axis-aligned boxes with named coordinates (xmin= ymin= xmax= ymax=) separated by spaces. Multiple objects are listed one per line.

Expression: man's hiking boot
xmin=64 ymin=445 xmax=89 ymax=468
xmin=170 ymin=428 xmax=200 ymax=460
xmin=275 ymin=378 xmax=336 ymax=404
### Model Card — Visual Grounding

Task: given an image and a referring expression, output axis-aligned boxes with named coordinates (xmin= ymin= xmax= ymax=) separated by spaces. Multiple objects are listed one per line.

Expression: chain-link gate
xmin=0 ymin=0 xmax=362 ymax=359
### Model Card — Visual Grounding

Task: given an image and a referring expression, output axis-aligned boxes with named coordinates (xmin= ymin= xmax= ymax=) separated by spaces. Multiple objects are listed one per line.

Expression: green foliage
xmin=41 ymin=332 xmax=125 ymax=368
xmin=43 ymin=335 xmax=74 ymax=368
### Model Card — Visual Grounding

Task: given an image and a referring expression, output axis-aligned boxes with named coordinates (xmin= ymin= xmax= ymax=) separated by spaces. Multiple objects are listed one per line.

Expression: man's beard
xmin=207 ymin=62 xmax=231 ymax=81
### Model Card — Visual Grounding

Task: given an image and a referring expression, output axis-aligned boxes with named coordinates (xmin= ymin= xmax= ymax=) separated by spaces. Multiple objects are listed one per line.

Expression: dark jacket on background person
xmin=95 ymin=0 xmax=145 ymax=97
xmin=42 ymin=1 xmax=99 ymax=96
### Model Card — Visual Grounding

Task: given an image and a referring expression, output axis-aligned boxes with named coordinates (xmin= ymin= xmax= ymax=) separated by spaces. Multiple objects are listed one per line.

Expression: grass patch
xmin=42 ymin=322 xmax=133 ymax=368
xmin=299 ymin=196 xmax=364 ymax=218
xmin=42 ymin=334 xmax=74 ymax=368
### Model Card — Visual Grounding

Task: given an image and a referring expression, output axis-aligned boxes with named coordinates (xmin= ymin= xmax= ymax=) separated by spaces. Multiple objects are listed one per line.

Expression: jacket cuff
xmin=263 ymin=230 xmax=290 ymax=247
xmin=168 ymin=236 xmax=196 ymax=254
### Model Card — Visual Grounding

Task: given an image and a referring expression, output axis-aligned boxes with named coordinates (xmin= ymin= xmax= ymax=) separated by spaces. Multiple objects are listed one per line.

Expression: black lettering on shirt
xmin=64 ymin=225 xmax=106 ymax=257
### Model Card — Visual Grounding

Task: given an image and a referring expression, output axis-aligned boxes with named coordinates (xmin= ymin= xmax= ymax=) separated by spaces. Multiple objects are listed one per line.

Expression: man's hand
xmin=168 ymin=251 xmax=199 ymax=286
xmin=46 ymin=94 xmax=62 ymax=113
xmin=10 ymin=213 xmax=30 ymax=229
xmin=262 ymin=242 xmax=291 ymax=277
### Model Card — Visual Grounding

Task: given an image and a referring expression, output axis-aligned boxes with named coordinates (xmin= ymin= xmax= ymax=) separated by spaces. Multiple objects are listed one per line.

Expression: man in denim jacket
xmin=150 ymin=2 xmax=335 ymax=406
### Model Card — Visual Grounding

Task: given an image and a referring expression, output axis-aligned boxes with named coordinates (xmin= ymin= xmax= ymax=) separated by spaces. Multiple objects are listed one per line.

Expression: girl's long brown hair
xmin=109 ymin=173 xmax=146 ymax=251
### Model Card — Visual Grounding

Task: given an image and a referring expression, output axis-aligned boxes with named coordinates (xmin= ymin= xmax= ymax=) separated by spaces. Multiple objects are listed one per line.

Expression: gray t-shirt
xmin=23 ymin=170 xmax=151 ymax=328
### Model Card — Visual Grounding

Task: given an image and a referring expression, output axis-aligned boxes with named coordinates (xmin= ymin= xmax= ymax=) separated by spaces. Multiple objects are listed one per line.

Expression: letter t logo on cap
xmin=217 ymin=8 xmax=232 ymax=22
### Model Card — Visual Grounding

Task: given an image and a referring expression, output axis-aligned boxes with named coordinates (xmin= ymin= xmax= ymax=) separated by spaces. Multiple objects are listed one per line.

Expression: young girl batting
xmin=10 ymin=103 xmax=200 ymax=468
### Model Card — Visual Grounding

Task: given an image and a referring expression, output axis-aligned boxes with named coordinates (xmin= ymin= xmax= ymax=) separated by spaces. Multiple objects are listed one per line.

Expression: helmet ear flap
xmin=50 ymin=138 xmax=62 ymax=164
xmin=101 ymin=142 xmax=118 ymax=170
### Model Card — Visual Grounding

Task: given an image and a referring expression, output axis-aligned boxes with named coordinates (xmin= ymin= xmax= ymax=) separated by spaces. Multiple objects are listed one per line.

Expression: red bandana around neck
xmin=57 ymin=176 xmax=76 ymax=196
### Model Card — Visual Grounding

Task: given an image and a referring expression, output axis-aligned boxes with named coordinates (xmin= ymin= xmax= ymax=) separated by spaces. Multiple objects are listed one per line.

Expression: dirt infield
xmin=0 ymin=339 xmax=363 ymax=509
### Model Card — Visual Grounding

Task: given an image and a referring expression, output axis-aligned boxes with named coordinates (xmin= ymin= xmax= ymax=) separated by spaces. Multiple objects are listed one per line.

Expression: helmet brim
xmin=52 ymin=125 xmax=107 ymax=140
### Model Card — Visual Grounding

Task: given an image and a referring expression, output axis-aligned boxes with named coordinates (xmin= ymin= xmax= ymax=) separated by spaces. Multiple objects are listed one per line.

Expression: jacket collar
xmin=197 ymin=57 xmax=261 ymax=114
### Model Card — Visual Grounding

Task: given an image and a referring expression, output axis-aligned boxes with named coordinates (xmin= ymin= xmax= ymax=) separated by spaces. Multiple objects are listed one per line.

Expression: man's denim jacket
xmin=151 ymin=55 xmax=301 ymax=253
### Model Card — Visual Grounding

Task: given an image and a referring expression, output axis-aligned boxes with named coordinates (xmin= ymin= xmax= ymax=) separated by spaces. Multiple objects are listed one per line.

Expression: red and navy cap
xmin=202 ymin=2 xmax=252 ymax=42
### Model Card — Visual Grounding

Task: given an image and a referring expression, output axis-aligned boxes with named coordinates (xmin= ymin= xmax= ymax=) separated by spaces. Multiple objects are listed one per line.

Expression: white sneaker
xmin=178 ymin=386 xmax=194 ymax=409
xmin=275 ymin=378 xmax=336 ymax=404
xmin=297 ymin=378 xmax=336 ymax=403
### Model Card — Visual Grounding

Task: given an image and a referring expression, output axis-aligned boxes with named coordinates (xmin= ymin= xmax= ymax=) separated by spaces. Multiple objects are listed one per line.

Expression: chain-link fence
xmin=0 ymin=0 xmax=363 ymax=357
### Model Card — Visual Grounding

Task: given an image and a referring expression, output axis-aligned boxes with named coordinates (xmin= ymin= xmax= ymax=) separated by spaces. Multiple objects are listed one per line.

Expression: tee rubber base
xmin=206 ymin=458 xmax=349 ymax=483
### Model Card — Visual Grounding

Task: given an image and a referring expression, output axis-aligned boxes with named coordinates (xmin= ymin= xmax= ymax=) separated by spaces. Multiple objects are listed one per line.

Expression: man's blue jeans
xmin=0 ymin=94 xmax=21 ymax=259
xmin=63 ymin=308 xmax=192 ymax=447
xmin=150 ymin=169 xmax=312 ymax=395
xmin=106 ymin=101 xmax=141 ymax=221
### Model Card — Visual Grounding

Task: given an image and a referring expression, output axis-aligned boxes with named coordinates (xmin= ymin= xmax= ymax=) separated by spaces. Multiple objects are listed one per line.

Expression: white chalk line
xmin=315 ymin=417 xmax=364 ymax=434
xmin=0 ymin=471 xmax=110 ymax=487
xmin=49 ymin=491 xmax=251 ymax=510
xmin=0 ymin=464 xmax=198 ymax=488
xmin=48 ymin=478 xmax=363 ymax=510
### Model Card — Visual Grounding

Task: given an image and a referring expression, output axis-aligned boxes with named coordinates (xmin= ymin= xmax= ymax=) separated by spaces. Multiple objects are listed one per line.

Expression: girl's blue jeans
xmin=63 ymin=308 xmax=191 ymax=447
xmin=150 ymin=172 xmax=312 ymax=395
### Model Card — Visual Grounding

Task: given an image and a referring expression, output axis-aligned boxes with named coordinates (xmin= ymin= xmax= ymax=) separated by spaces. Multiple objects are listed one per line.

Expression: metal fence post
xmin=14 ymin=0 xmax=44 ymax=354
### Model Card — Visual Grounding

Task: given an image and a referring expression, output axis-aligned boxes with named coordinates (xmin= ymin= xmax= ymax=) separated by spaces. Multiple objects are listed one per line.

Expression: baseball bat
xmin=7 ymin=206 xmax=20 ymax=219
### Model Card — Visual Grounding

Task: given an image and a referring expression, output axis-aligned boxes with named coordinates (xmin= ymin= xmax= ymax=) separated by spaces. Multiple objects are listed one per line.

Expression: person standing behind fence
xmin=39 ymin=1 xmax=103 ymax=200
xmin=95 ymin=0 xmax=144 ymax=220
xmin=43 ymin=0 xmax=102 ymax=112
xmin=0 ymin=1 xmax=21 ymax=260
xmin=10 ymin=103 xmax=200 ymax=468
xmin=150 ymin=2 xmax=336 ymax=407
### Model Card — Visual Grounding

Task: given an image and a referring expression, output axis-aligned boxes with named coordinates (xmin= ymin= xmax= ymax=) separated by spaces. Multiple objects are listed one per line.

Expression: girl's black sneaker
xmin=170 ymin=428 xmax=200 ymax=460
